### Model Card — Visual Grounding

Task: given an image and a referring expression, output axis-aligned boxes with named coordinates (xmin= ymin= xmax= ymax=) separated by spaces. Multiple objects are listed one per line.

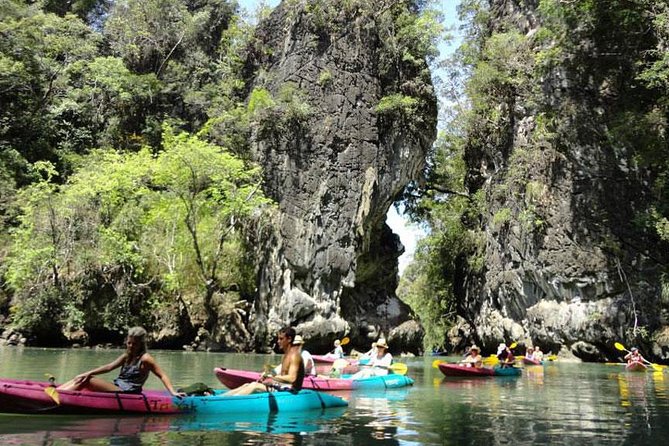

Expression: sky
xmin=236 ymin=0 xmax=462 ymax=274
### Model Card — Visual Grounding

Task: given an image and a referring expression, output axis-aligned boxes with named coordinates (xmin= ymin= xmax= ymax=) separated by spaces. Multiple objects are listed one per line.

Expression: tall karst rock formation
xmin=452 ymin=0 xmax=669 ymax=361
xmin=243 ymin=1 xmax=437 ymax=351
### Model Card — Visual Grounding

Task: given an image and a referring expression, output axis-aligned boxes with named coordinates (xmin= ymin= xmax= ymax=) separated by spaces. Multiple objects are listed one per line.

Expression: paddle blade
xmin=431 ymin=359 xmax=444 ymax=369
xmin=651 ymin=363 xmax=664 ymax=372
xmin=614 ymin=342 xmax=626 ymax=352
xmin=389 ymin=363 xmax=408 ymax=375
xmin=482 ymin=355 xmax=499 ymax=365
xmin=340 ymin=337 xmax=350 ymax=346
xmin=509 ymin=342 xmax=518 ymax=349
xmin=44 ymin=387 xmax=60 ymax=405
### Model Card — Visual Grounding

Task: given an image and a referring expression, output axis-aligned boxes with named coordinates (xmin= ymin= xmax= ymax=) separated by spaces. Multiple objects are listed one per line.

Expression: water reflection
xmin=0 ymin=407 xmax=347 ymax=445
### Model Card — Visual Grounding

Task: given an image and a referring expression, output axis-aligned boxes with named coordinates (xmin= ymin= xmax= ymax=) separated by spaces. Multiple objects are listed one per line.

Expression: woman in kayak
xmin=57 ymin=326 xmax=181 ymax=396
xmin=624 ymin=347 xmax=645 ymax=365
xmin=525 ymin=346 xmax=535 ymax=361
xmin=460 ymin=345 xmax=483 ymax=368
xmin=350 ymin=339 xmax=393 ymax=378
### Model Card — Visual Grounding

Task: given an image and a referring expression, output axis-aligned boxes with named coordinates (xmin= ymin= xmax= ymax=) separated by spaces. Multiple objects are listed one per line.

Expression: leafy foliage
xmin=5 ymin=127 xmax=273 ymax=340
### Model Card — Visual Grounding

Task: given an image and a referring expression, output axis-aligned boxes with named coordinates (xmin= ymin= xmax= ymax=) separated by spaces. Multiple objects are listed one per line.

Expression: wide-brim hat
xmin=334 ymin=339 xmax=341 ymax=346
xmin=376 ymin=339 xmax=389 ymax=349
xmin=293 ymin=335 xmax=304 ymax=345
xmin=470 ymin=345 xmax=480 ymax=352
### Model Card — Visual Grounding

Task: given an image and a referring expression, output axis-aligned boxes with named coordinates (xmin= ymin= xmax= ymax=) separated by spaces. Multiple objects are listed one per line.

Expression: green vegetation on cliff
xmin=401 ymin=0 xmax=669 ymax=351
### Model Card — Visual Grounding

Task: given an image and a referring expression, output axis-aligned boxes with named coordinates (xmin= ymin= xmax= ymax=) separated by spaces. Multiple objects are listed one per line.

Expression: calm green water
xmin=1 ymin=347 xmax=668 ymax=445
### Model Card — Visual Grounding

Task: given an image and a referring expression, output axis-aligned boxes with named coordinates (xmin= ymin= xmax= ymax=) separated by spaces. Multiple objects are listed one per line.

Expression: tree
xmin=5 ymin=126 xmax=273 ymax=343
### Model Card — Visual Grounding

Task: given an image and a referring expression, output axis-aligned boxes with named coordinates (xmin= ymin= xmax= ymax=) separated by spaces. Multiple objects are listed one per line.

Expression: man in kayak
xmin=497 ymin=343 xmax=515 ymax=368
xmin=57 ymin=326 xmax=182 ymax=396
xmin=534 ymin=346 xmax=544 ymax=361
xmin=293 ymin=335 xmax=317 ymax=376
xmin=225 ymin=326 xmax=305 ymax=395
xmin=460 ymin=345 xmax=483 ymax=368
xmin=624 ymin=347 xmax=645 ymax=365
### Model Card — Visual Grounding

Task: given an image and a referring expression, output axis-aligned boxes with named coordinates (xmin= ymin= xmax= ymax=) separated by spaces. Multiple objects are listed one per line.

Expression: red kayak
xmin=214 ymin=368 xmax=414 ymax=391
xmin=522 ymin=357 xmax=543 ymax=366
xmin=438 ymin=363 xmax=495 ymax=377
xmin=626 ymin=361 xmax=647 ymax=372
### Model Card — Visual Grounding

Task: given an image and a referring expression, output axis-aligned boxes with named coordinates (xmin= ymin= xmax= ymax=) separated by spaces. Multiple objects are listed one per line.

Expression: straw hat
xmin=470 ymin=345 xmax=480 ymax=352
xmin=292 ymin=335 xmax=304 ymax=345
xmin=376 ymin=339 xmax=389 ymax=349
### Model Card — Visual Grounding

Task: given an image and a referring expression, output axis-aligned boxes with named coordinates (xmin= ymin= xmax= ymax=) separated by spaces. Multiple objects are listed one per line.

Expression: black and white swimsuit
xmin=113 ymin=356 xmax=148 ymax=393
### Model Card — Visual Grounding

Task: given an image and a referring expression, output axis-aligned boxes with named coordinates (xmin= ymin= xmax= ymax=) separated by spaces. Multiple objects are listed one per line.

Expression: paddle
xmin=43 ymin=373 xmax=60 ymax=404
xmin=340 ymin=337 xmax=350 ymax=346
xmin=614 ymin=342 xmax=664 ymax=372
xmin=360 ymin=361 xmax=408 ymax=375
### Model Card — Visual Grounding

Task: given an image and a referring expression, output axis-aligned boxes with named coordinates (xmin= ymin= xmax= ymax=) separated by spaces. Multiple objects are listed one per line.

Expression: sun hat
xmin=293 ymin=335 xmax=304 ymax=345
xmin=376 ymin=339 xmax=389 ymax=349
xmin=334 ymin=339 xmax=341 ymax=346
xmin=470 ymin=345 xmax=480 ymax=352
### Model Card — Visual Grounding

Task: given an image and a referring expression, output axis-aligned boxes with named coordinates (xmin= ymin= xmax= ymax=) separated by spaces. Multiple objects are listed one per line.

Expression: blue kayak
xmin=174 ymin=389 xmax=348 ymax=414
xmin=341 ymin=374 xmax=414 ymax=389
xmin=493 ymin=366 xmax=522 ymax=377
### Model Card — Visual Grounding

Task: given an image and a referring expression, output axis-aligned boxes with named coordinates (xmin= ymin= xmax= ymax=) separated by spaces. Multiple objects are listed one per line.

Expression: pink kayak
xmin=626 ymin=361 xmax=647 ymax=372
xmin=0 ymin=378 xmax=181 ymax=414
xmin=311 ymin=355 xmax=356 ymax=364
xmin=522 ymin=357 xmax=543 ymax=366
xmin=311 ymin=355 xmax=360 ymax=375
xmin=215 ymin=368 xmax=414 ymax=391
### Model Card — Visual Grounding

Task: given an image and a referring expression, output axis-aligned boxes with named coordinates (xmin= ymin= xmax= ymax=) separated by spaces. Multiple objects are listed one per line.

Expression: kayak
xmin=312 ymin=355 xmax=360 ymax=374
xmin=494 ymin=366 xmax=523 ymax=376
xmin=626 ymin=361 xmax=647 ymax=372
xmin=438 ymin=363 xmax=494 ymax=377
xmin=215 ymin=367 xmax=414 ymax=391
xmin=438 ymin=363 xmax=522 ymax=377
xmin=312 ymin=355 xmax=348 ymax=364
xmin=0 ymin=378 xmax=348 ymax=415
xmin=522 ymin=357 xmax=544 ymax=366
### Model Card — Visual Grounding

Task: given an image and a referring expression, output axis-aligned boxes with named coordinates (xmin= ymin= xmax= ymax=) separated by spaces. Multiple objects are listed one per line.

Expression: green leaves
xmin=5 ymin=126 xmax=272 ymax=337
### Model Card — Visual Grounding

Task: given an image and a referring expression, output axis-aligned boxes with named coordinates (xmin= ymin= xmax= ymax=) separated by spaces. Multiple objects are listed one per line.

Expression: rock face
xmin=245 ymin=1 xmax=437 ymax=351
xmin=452 ymin=0 xmax=669 ymax=360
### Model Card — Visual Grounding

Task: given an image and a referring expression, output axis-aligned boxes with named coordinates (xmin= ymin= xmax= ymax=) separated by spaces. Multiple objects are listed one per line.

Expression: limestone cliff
xmin=244 ymin=1 xmax=437 ymax=351
xmin=451 ymin=0 xmax=669 ymax=361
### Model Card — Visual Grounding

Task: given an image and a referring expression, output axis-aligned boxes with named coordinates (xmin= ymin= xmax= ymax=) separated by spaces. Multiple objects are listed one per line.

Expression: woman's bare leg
xmin=58 ymin=377 xmax=121 ymax=392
